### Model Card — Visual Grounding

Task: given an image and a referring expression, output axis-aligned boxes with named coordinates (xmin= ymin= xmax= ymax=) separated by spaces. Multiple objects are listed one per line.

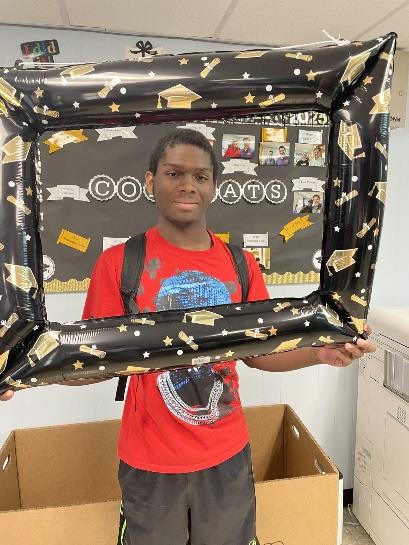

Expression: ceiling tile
xmin=358 ymin=7 xmax=409 ymax=50
xmin=67 ymin=0 xmax=231 ymax=39
xmin=0 ymin=0 xmax=64 ymax=26
xmin=218 ymin=0 xmax=405 ymax=46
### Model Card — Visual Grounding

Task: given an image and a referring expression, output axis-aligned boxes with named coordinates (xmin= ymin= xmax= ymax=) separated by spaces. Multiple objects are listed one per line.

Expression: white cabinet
xmin=353 ymin=308 xmax=409 ymax=545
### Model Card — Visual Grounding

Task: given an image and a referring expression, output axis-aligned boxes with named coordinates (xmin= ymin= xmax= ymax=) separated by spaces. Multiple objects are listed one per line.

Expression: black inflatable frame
xmin=0 ymin=33 xmax=396 ymax=393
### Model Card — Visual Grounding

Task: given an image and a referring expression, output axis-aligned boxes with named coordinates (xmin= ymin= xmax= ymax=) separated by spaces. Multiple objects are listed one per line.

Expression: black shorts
xmin=117 ymin=444 xmax=258 ymax=545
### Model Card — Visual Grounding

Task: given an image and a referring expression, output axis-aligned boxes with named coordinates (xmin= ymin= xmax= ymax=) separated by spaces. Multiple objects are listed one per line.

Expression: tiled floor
xmin=342 ymin=506 xmax=375 ymax=545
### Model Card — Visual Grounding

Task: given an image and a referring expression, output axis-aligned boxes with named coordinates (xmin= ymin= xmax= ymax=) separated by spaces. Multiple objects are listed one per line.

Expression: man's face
xmin=313 ymin=147 xmax=321 ymax=158
xmin=145 ymin=144 xmax=216 ymax=227
xmin=243 ymin=139 xmax=250 ymax=149
xmin=313 ymin=195 xmax=321 ymax=205
xmin=279 ymin=146 xmax=286 ymax=156
xmin=232 ymin=140 xmax=239 ymax=149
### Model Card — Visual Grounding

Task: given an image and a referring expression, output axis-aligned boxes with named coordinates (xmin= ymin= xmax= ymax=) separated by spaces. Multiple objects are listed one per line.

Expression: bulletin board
xmin=40 ymin=112 xmax=329 ymax=293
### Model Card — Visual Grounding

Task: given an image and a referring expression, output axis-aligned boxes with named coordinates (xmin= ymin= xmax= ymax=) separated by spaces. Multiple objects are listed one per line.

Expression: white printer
xmin=353 ymin=307 xmax=409 ymax=545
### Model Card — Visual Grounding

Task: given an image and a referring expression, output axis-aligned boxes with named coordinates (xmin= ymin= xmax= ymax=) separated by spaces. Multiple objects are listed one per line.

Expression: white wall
xmin=1 ymin=23 xmax=405 ymax=488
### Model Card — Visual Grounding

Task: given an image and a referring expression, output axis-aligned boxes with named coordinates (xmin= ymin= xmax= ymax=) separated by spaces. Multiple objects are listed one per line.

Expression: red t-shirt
xmin=83 ymin=227 xmax=269 ymax=473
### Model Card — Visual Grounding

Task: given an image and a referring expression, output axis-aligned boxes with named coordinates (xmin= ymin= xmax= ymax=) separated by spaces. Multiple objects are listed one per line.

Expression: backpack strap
xmin=115 ymin=233 xmax=146 ymax=401
xmin=226 ymin=243 xmax=249 ymax=302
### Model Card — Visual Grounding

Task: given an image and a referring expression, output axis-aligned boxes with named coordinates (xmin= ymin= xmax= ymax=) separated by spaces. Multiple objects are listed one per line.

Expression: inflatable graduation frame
xmin=0 ymin=33 xmax=396 ymax=393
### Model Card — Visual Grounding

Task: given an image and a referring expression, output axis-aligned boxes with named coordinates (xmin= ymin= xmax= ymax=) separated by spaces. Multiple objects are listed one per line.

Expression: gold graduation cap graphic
xmin=368 ymin=182 xmax=387 ymax=204
xmin=157 ymin=84 xmax=201 ymax=109
xmin=5 ymin=264 xmax=38 ymax=293
xmin=0 ymin=78 xmax=21 ymax=107
xmin=340 ymin=52 xmax=370 ymax=86
xmin=273 ymin=338 xmax=302 ymax=353
xmin=350 ymin=317 xmax=365 ymax=334
xmin=1 ymin=136 xmax=32 ymax=164
xmin=326 ymin=248 xmax=358 ymax=276
xmin=317 ymin=304 xmax=343 ymax=327
xmin=28 ymin=331 xmax=60 ymax=367
xmin=0 ymin=313 xmax=18 ymax=338
xmin=235 ymin=51 xmax=268 ymax=58
xmin=0 ymin=98 xmax=9 ymax=117
xmin=337 ymin=121 xmax=362 ymax=160
xmin=0 ymin=350 xmax=9 ymax=374
xmin=182 ymin=310 xmax=223 ymax=326
xmin=319 ymin=336 xmax=335 ymax=344
xmin=369 ymin=89 xmax=391 ymax=115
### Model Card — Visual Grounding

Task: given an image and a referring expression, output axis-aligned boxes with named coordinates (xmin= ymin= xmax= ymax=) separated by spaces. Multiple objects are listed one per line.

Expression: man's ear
xmin=145 ymin=171 xmax=154 ymax=196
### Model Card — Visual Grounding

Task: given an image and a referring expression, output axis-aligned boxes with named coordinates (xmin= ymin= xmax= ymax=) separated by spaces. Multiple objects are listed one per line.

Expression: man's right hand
xmin=0 ymin=390 xmax=14 ymax=401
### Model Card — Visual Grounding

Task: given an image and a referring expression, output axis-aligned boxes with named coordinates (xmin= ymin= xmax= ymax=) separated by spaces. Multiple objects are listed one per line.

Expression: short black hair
xmin=148 ymin=128 xmax=218 ymax=181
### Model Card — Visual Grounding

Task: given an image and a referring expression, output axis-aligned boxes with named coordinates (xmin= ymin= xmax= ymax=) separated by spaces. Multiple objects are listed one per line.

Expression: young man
xmin=1 ymin=129 xmax=374 ymax=545
xmin=275 ymin=145 xmax=290 ymax=166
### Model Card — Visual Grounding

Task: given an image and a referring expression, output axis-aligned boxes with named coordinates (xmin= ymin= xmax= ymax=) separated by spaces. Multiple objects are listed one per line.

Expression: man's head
xmin=313 ymin=194 xmax=321 ymax=205
xmin=278 ymin=145 xmax=286 ymax=156
xmin=242 ymin=137 xmax=250 ymax=149
xmin=145 ymin=129 xmax=218 ymax=228
xmin=313 ymin=146 xmax=322 ymax=159
xmin=302 ymin=152 xmax=309 ymax=160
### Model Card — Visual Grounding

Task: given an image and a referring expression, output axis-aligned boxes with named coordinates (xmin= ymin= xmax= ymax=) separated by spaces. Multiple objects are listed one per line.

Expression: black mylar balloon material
xmin=0 ymin=33 xmax=396 ymax=393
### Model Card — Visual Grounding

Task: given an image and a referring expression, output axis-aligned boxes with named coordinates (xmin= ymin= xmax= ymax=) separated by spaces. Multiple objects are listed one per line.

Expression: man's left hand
xmin=315 ymin=324 xmax=375 ymax=367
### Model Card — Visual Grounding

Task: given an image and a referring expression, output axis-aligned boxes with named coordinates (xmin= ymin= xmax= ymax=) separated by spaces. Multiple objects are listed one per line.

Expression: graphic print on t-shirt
xmin=156 ymin=270 xmax=238 ymax=426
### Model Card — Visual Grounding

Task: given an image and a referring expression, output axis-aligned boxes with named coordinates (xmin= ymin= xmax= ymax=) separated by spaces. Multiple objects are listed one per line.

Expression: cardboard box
xmin=0 ymin=405 xmax=339 ymax=545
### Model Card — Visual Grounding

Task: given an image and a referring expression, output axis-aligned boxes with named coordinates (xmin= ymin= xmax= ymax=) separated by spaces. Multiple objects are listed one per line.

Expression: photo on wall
xmin=309 ymin=144 xmax=326 ymax=167
xmin=293 ymin=191 xmax=323 ymax=214
xmin=246 ymin=247 xmax=271 ymax=271
xmin=261 ymin=127 xmax=288 ymax=143
xmin=294 ymin=143 xmax=326 ymax=167
xmin=222 ymin=134 xmax=256 ymax=159
xmin=259 ymin=142 xmax=290 ymax=166
xmin=294 ymin=143 xmax=312 ymax=166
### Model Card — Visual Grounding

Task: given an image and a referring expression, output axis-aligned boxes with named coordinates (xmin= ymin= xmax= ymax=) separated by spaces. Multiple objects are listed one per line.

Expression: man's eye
xmin=196 ymin=175 xmax=208 ymax=182
xmin=167 ymin=171 xmax=177 ymax=177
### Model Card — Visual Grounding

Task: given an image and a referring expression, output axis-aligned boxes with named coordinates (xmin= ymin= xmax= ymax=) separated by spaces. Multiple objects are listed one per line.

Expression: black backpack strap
xmin=226 ymin=243 xmax=249 ymax=302
xmin=115 ymin=233 xmax=146 ymax=402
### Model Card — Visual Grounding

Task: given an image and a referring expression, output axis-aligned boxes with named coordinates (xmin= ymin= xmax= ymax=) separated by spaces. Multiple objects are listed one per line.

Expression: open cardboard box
xmin=0 ymin=405 xmax=339 ymax=545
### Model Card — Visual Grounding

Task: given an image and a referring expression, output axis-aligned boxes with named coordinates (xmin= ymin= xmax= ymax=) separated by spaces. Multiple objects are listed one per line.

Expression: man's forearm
xmin=243 ymin=347 xmax=321 ymax=372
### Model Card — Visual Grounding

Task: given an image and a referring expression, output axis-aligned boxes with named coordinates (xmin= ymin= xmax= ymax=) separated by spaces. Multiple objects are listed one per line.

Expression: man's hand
xmin=0 ymin=390 xmax=14 ymax=401
xmin=316 ymin=324 xmax=375 ymax=367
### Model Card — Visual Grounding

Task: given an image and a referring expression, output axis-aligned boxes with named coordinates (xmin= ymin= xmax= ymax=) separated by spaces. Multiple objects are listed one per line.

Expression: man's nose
xmin=178 ymin=173 xmax=196 ymax=190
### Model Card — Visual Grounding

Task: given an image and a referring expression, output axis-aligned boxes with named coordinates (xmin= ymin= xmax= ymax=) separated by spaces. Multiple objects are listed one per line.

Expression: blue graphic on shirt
xmin=156 ymin=271 xmax=237 ymax=426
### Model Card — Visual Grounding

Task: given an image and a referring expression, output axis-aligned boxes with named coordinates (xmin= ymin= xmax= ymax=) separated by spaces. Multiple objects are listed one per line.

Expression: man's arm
xmin=243 ymin=332 xmax=375 ymax=371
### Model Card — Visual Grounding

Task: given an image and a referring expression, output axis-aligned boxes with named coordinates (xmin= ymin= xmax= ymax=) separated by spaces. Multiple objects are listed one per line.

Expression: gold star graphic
xmin=290 ymin=308 xmax=300 ymax=315
xmin=34 ymin=87 xmax=44 ymax=98
xmin=331 ymin=293 xmax=342 ymax=301
xmin=268 ymin=326 xmax=278 ymax=336
xmin=163 ymin=336 xmax=173 ymax=346
xmin=109 ymin=102 xmax=120 ymax=112
xmin=179 ymin=58 xmax=189 ymax=65
xmin=363 ymin=75 xmax=373 ymax=86
xmin=73 ymin=360 xmax=84 ymax=370
xmin=306 ymin=70 xmax=317 ymax=81
xmin=225 ymin=350 xmax=235 ymax=358
xmin=118 ymin=324 xmax=127 ymax=333
xmin=26 ymin=186 xmax=33 ymax=196
xmin=333 ymin=178 xmax=342 ymax=187
xmin=244 ymin=92 xmax=255 ymax=103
